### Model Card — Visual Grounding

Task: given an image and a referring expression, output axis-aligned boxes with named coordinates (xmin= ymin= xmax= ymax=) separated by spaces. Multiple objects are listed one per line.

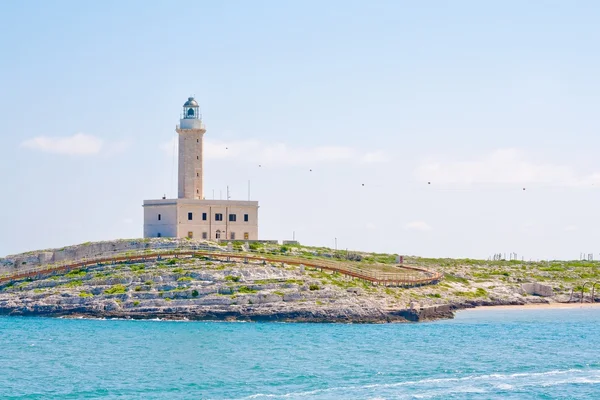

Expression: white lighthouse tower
xmin=143 ymin=96 xmax=259 ymax=241
xmin=177 ymin=97 xmax=206 ymax=200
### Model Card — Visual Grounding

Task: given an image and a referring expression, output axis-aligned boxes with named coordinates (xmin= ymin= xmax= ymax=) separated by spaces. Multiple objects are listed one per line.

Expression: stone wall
xmin=521 ymin=283 xmax=554 ymax=297
xmin=0 ymin=239 xmax=222 ymax=274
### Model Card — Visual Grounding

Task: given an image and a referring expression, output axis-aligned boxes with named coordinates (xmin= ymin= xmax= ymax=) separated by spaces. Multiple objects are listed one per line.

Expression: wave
xmin=237 ymin=368 xmax=600 ymax=400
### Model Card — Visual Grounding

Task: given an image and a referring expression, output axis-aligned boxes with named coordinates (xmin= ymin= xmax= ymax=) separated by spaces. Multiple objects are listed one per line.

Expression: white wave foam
xmin=238 ymin=368 xmax=600 ymax=400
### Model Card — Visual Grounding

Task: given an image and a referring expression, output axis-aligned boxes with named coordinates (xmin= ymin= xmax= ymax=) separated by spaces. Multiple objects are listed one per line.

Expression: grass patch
xmin=66 ymin=269 xmax=87 ymax=278
xmin=62 ymin=280 xmax=83 ymax=288
xmin=130 ymin=264 xmax=145 ymax=272
xmin=79 ymin=291 xmax=93 ymax=298
xmin=453 ymin=288 xmax=488 ymax=298
xmin=444 ymin=274 xmax=469 ymax=284
xmin=104 ymin=284 xmax=127 ymax=295
xmin=178 ymin=276 xmax=193 ymax=281
xmin=225 ymin=275 xmax=240 ymax=282
xmin=237 ymin=286 xmax=257 ymax=294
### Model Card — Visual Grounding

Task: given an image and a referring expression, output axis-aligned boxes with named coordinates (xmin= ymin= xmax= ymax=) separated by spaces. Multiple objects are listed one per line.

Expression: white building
xmin=143 ymin=97 xmax=259 ymax=240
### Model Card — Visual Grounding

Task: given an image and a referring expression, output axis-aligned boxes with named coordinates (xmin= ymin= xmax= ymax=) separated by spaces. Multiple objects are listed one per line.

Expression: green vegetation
xmin=178 ymin=276 xmax=193 ymax=282
xmin=192 ymin=289 xmax=199 ymax=297
xmin=444 ymin=274 xmax=469 ymax=284
xmin=166 ymin=258 xmax=178 ymax=265
xmin=309 ymin=284 xmax=320 ymax=291
xmin=172 ymin=268 xmax=184 ymax=274
xmin=66 ymin=269 xmax=87 ymax=278
xmin=130 ymin=264 xmax=145 ymax=272
xmin=79 ymin=291 xmax=93 ymax=298
xmin=144 ymin=280 xmax=153 ymax=286
xmin=237 ymin=286 xmax=257 ymax=294
xmin=134 ymin=286 xmax=142 ymax=292
xmin=104 ymin=284 xmax=127 ymax=295
xmin=225 ymin=275 xmax=240 ymax=282
xmin=453 ymin=288 xmax=488 ymax=298
xmin=62 ymin=280 xmax=83 ymax=288
xmin=133 ymin=301 xmax=140 ymax=306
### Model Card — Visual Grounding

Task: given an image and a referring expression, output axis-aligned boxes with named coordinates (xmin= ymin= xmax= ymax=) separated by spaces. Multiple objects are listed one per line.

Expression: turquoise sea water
xmin=2 ymin=308 xmax=600 ymax=399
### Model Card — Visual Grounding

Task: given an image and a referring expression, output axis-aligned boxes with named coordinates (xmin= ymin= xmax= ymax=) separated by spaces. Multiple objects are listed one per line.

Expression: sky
xmin=1 ymin=1 xmax=600 ymax=260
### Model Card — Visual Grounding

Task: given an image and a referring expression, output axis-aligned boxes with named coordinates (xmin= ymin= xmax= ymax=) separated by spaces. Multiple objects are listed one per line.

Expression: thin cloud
xmin=20 ymin=133 xmax=130 ymax=156
xmin=405 ymin=221 xmax=432 ymax=231
xmin=161 ymin=138 xmax=388 ymax=167
xmin=415 ymin=148 xmax=600 ymax=186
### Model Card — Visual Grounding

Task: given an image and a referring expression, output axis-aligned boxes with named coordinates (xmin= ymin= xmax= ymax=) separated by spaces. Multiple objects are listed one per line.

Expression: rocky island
xmin=0 ymin=239 xmax=594 ymax=323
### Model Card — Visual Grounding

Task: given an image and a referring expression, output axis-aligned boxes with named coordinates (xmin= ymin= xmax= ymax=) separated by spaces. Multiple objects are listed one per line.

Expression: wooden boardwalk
xmin=0 ymin=250 xmax=442 ymax=287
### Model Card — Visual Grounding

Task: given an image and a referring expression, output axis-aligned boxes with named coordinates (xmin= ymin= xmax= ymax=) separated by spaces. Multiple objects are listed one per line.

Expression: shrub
xmin=172 ymin=268 xmax=184 ymax=274
xmin=192 ymin=289 xmax=199 ymax=297
xmin=133 ymin=301 xmax=140 ymax=306
xmin=144 ymin=281 xmax=153 ymax=286
xmin=134 ymin=286 xmax=142 ymax=292
xmin=237 ymin=286 xmax=257 ymax=294
xmin=104 ymin=284 xmax=127 ymax=295
xmin=178 ymin=276 xmax=193 ymax=281
xmin=79 ymin=291 xmax=93 ymax=298
xmin=167 ymin=259 xmax=178 ymax=265
xmin=66 ymin=269 xmax=86 ymax=278
xmin=309 ymin=284 xmax=320 ymax=291
xmin=225 ymin=275 xmax=240 ymax=282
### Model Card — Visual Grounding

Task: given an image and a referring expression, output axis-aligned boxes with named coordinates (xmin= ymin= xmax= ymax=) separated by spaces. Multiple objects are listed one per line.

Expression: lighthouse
xmin=143 ymin=97 xmax=259 ymax=241
xmin=177 ymin=97 xmax=206 ymax=200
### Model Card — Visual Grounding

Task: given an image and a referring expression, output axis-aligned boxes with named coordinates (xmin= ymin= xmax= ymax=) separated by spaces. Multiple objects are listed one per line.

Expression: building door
xmin=215 ymin=230 xmax=221 ymax=239
xmin=244 ymin=232 xmax=249 ymax=240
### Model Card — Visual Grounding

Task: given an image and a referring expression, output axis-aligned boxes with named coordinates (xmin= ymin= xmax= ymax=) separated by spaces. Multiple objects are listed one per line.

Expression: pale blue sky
xmin=1 ymin=1 xmax=600 ymax=259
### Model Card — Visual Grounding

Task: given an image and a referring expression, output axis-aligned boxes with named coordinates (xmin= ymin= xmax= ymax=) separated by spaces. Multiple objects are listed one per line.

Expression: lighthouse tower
xmin=176 ymin=97 xmax=206 ymax=200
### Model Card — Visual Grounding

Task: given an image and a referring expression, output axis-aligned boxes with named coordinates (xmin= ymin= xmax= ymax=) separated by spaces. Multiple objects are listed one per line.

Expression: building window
xmin=158 ymin=214 xmax=161 ymax=221
xmin=197 ymin=139 xmax=199 ymax=143
xmin=197 ymin=173 xmax=199 ymax=177
xmin=230 ymin=232 xmax=236 ymax=240
xmin=157 ymin=233 xmax=161 ymax=238
xmin=188 ymin=231 xmax=193 ymax=239
xmin=215 ymin=230 xmax=221 ymax=239
xmin=244 ymin=214 xmax=249 ymax=222
xmin=202 ymin=212 xmax=207 ymax=221
xmin=244 ymin=232 xmax=249 ymax=240
xmin=188 ymin=212 xmax=193 ymax=220
xmin=229 ymin=214 xmax=236 ymax=222
xmin=215 ymin=213 xmax=223 ymax=221
xmin=202 ymin=232 xmax=207 ymax=239
xmin=197 ymin=156 xmax=199 ymax=160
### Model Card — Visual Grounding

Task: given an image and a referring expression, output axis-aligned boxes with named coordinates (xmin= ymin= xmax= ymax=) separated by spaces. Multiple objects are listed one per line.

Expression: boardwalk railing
xmin=0 ymin=249 xmax=442 ymax=287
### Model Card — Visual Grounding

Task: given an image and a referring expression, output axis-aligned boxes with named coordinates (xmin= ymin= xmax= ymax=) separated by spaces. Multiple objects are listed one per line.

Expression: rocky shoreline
xmin=0 ymin=239 xmax=583 ymax=323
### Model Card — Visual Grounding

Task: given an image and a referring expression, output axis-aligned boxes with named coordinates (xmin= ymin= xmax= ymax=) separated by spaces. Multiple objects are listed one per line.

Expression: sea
xmin=2 ymin=308 xmax=599 ymax=399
